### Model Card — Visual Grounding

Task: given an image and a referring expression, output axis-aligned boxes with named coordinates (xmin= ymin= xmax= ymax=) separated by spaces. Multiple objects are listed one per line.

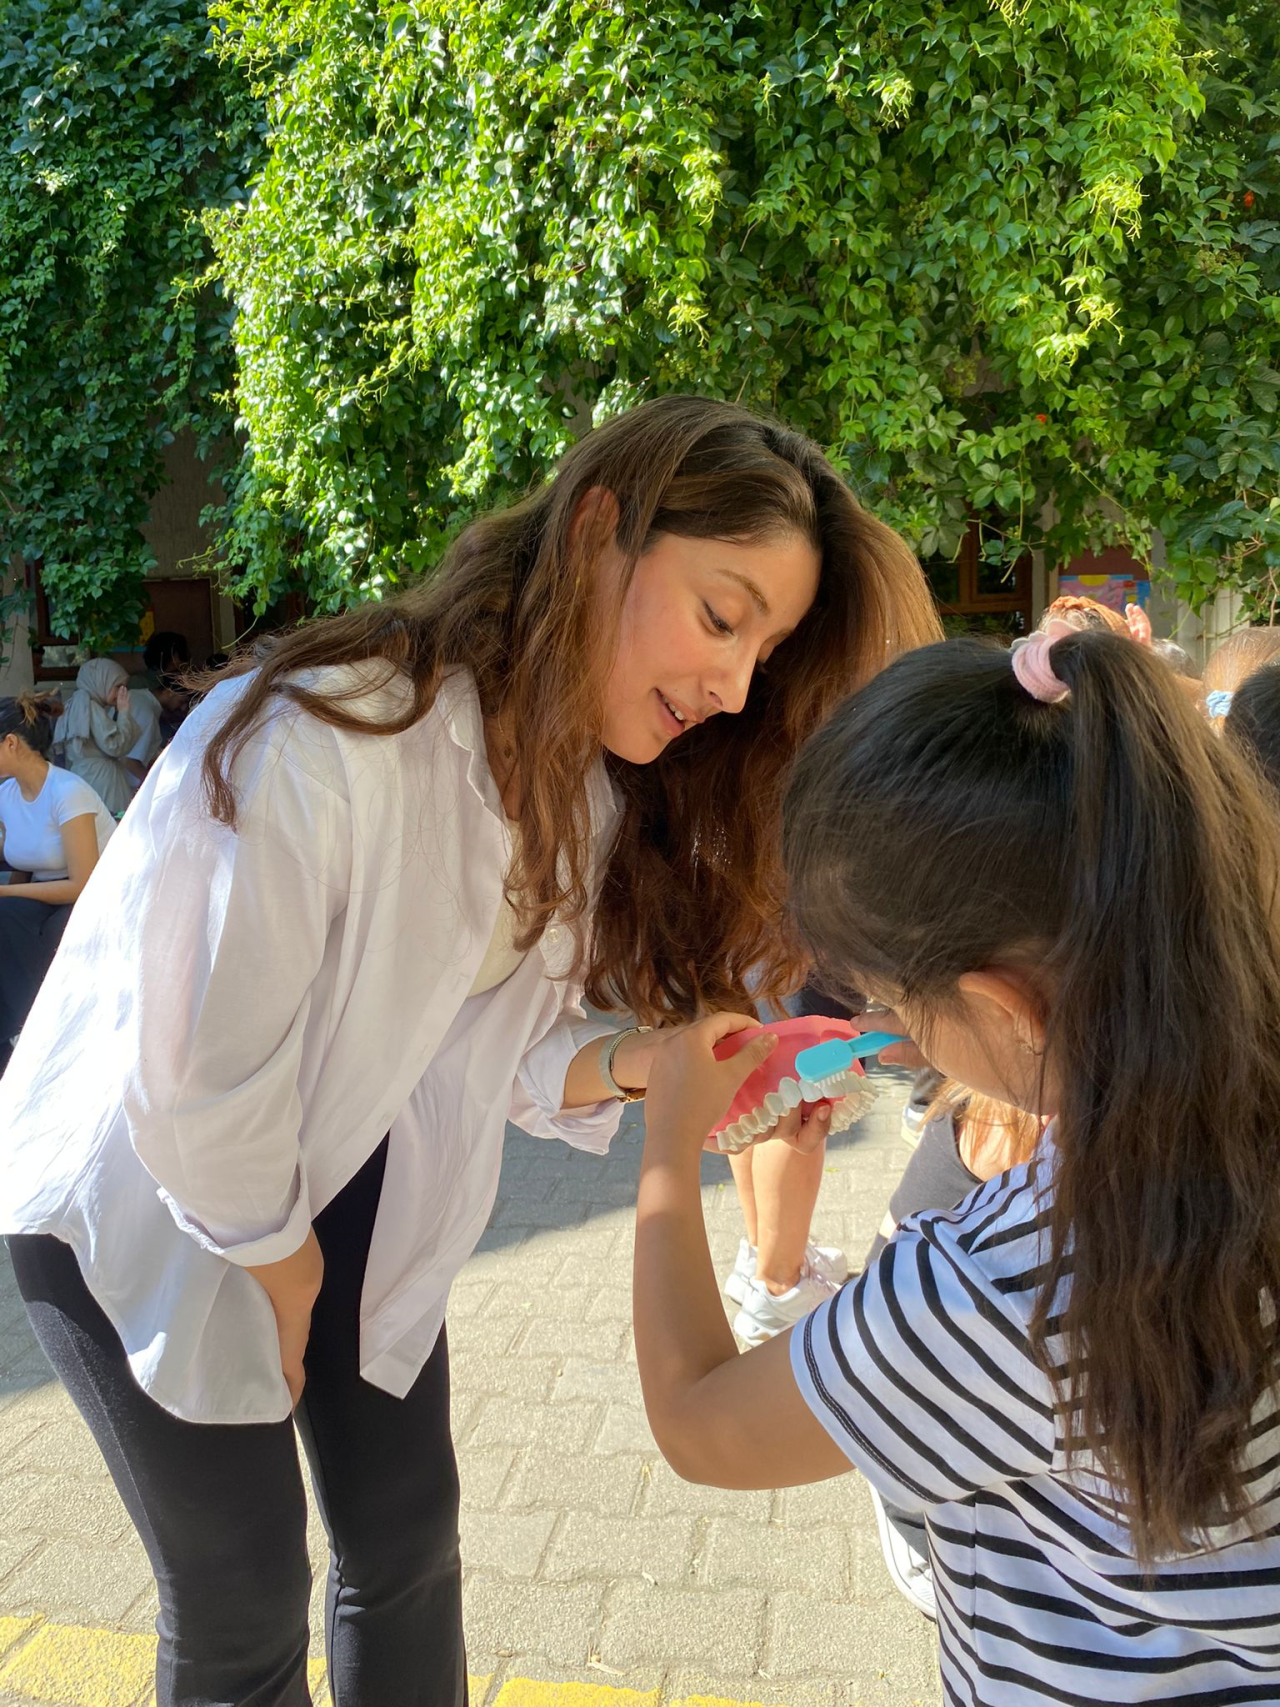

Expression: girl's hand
xmin=643 ymin=1012 xmax=830 ymax=1156
xmin=109 ymin=683 xmax=131 ymax=715
xmin=606 ymin=1019 xmax=701 ymax=1093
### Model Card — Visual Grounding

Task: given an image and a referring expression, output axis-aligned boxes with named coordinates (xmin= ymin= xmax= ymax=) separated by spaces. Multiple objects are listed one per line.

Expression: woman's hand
xmin=245 ymin=1229 xmax=324 ymax=1407
xmin=274 ymin=1296 xmax=315 ymax=1408
xmin=643 ymin=1012 xmax=831 ymax=1156
xmin=108 ymin=682 xmax=131 ymax=716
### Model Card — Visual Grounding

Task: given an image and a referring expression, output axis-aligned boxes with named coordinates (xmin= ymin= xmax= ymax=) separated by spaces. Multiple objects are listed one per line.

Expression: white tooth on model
xmin=780 ymin=1077 xmax=801 ymax=1108
xmin=799 ymin=1078 xmax=821 ymax=1100
xmin=764 ymin=1091 xmax=786 ymax=1119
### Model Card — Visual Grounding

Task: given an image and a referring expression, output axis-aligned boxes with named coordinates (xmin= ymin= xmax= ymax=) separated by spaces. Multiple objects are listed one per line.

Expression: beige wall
xmin=140 ymin=431 xmax=224 ymax=583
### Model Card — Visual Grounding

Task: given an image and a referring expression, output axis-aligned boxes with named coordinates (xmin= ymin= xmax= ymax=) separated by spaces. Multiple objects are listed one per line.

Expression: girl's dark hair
xmin=0 ymin=692 xmax=62 ymax=758
xmin=1225 ymin=659 xmax=1280 ymax=796
xmin=785 ymin=632 xmax=1280 ymax=1561
xmin=200 ymin=394 xmax=940 ymax=1021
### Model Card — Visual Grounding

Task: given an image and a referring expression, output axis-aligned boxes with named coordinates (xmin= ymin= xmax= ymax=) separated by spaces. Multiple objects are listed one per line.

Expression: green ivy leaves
xmin=6 ymin=0 xmax=1280 ymax=641
xmin=201 ymin=0 xmax=1280 ymax=619
xmin=0 ymin=0 xmax=261 ymax=646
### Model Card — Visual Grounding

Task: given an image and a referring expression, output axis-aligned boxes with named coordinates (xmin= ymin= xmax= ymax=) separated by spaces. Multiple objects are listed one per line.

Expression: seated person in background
xmin=143 ymin=631 xmax=193 ymax=738
xmin=56 ymin=658 xmax=140 ymax=816
xmin=123 ymin=687 xmax=164 ymax=790
xmin=0 ymin=694 xmax=115 ymax=1071
xmin=124 ymin=632 xmax=194 ymax=789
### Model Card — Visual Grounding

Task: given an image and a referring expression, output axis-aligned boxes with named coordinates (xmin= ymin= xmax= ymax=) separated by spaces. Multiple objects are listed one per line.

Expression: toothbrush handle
xmin=844 ymin=1030 xmax=907 ymax=1059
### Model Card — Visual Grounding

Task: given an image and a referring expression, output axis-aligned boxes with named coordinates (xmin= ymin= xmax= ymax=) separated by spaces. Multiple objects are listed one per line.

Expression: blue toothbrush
xmin=794 ymin=1030 xmax=907 ymax=1093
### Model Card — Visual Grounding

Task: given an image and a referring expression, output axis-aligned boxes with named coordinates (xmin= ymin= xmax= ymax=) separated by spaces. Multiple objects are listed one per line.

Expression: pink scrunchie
xmin=1010 ymin=619 xmax=1074 ymax=704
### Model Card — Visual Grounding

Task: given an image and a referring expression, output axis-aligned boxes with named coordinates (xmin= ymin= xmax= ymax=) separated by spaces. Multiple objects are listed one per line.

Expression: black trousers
xmin=0 ymin=896 xmax=71 ymax=1072
xmin=9 ymin=1140 xmax=467 ymax=1707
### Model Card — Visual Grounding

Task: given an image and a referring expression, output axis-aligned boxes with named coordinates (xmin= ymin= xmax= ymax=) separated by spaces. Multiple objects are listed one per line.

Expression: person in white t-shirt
xmin=0 ymin=692 xmax=114 ymax=1070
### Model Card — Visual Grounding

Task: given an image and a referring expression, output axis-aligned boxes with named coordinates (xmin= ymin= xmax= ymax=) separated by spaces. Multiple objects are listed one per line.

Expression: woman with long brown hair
xmin=0 ymin=395 xmax=938 ymax=1707
xmin=632 ymin=622 xmax=1280 ymax=1704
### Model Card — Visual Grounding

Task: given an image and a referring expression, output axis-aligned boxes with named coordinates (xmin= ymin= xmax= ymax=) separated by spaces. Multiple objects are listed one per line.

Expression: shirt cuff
xmin=157 ymin=1166 xmax=313 ymax=1267
xmin=511 ymin=1014 xmax=625 ymax=1152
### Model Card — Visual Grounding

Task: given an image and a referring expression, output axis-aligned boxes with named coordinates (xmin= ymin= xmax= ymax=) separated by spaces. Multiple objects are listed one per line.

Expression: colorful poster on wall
xmin=1057 ymin=571 xmax=1150 ymax=613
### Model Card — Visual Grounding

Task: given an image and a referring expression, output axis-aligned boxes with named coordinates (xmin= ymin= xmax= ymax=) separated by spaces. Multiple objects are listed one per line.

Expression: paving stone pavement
xmin=0 ymin=1068 xmax=941 ymax=1706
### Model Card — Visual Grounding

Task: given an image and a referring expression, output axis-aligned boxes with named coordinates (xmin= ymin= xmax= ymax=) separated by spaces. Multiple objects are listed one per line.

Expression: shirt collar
xmin=436 ymin=667 xmax=618 ymax=839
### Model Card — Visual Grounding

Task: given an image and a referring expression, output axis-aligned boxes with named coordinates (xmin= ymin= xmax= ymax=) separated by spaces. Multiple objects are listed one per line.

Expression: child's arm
xmin=633 ymin=1013 xmax=853 ymax=1490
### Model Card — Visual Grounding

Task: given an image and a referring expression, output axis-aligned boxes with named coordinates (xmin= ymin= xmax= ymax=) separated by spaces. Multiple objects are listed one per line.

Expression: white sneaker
xmin=724 ymin=1239 xmax=848 ymax=1305
xmin=732 ymin=1264 xmax=839 ymax=1346
xmin=901 ymin=1099 xmax=935 ymax=1153
xmin=724 ymin=1238 xmax=756 ymax=1305
xmin=868 ymin=1483 xmax=936 ymax=1621
xmin=805 ymin=1239 xmax=849 ymax=1287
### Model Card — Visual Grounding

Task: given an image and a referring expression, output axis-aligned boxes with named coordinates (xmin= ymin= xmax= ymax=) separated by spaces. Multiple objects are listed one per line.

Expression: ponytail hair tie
xmin=1010 ymin=619 xmax=1075 ymax=704
xmin=1206 ymin=689 xmax=1234 ymax=719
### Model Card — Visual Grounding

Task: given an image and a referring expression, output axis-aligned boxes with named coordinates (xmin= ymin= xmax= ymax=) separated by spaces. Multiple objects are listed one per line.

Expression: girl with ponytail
xmin=633 ymin=625 xmax=1280 ymax=1704
xmin=0 ymin=693 xmax=116 ymax=1070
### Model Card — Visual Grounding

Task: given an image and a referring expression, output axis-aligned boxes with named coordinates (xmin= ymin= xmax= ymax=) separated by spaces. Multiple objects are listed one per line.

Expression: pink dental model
xmin=710 ymin=1016 xmax=882 ymax=1154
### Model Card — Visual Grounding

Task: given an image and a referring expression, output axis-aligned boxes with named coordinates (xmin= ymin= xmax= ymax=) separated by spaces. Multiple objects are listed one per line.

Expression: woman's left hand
xmin=641 ymin=1012 xmax=832 ymax=1156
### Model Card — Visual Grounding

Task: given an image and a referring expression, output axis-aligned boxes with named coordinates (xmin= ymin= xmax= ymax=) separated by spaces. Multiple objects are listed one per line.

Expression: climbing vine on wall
xmin=0 ymin=0 xmax=262 ymax=646
xmin=206 ymin=0 xmax=1280 ymax=617
xmin=6 ymin=1 xmax=1279 ymax=639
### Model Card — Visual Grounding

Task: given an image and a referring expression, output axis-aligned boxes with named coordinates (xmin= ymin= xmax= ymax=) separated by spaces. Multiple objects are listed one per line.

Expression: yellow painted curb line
xmin=0 ymin=1616 xmax=488 ymax=1707
xmin=0 ymin=1619 xmax=42 ymax=1667
xmin=487 ymin=1685 xmax=783 ymax=1707
xmin=493 ymin=1685 xmax=660 ymax=1707
xmin=0 ymin=1620 xmax=154 ymax=1707
xmin=0 ymin=1614 xmax=782 ymax=1707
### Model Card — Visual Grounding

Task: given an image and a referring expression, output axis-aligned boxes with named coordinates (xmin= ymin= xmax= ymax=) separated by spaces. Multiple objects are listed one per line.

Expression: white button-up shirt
xmin=0 ymin=666 xmax=622 ymax=1422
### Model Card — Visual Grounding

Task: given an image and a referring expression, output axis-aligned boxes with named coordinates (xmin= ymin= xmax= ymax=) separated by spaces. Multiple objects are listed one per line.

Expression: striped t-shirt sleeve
xmin=790 ymin=1207 xmax=1057 ymax=1515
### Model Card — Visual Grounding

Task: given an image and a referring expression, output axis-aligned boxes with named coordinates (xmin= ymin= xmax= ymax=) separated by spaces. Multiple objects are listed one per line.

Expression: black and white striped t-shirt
xmin=791 ymin=1158 xmax=1280 ymax=1705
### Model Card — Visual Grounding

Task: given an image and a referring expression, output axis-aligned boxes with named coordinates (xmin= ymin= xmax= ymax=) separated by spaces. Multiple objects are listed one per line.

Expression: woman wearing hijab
xmin=55 ymin=658 xmax=141 ymax=815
